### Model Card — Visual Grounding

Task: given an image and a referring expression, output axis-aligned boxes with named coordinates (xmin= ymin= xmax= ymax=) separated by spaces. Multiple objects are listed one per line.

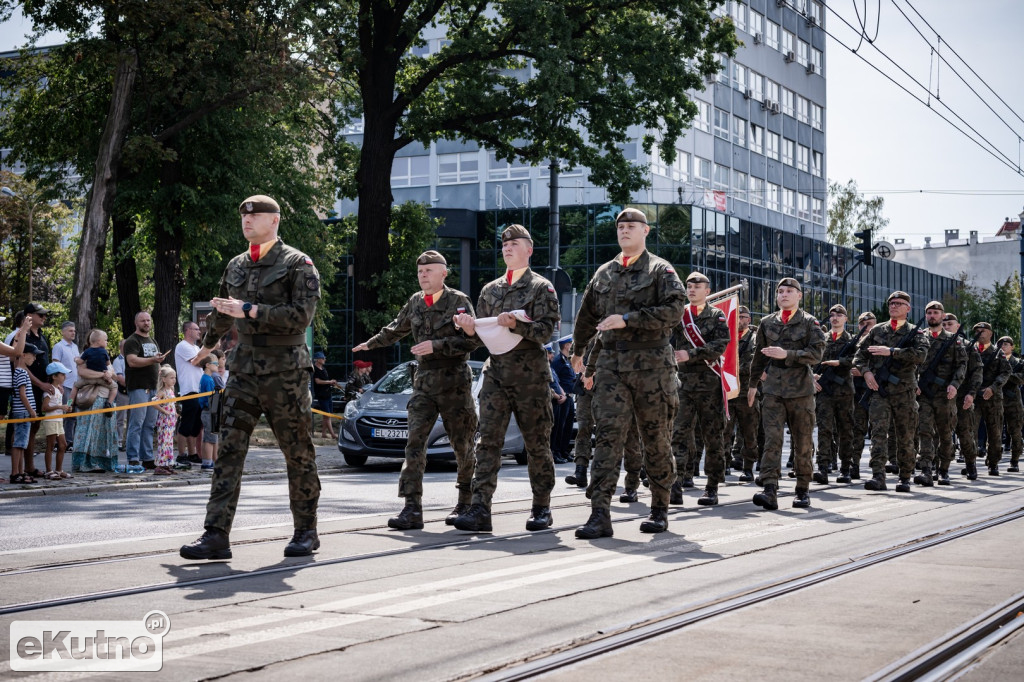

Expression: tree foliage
xmin=952 ymin=271 xmax=1022 ymax=348
xmin=827 ymin=179 xmax=889 ymax=247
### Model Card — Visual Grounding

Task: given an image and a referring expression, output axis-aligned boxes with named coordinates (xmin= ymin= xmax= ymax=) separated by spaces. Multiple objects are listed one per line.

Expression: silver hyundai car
xmin=338 ymin=360 xmax=527 ymax=467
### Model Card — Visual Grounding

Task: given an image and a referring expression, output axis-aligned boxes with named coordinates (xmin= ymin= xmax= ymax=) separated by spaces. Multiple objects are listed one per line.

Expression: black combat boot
xmin=565 ymin=463 xmax=588 ymax=487
xmin=830 ymin=455 xmax=838 ymax=473
xmin=836 ymin=467 xmax=852 ymax=484
xmin=752 ymin=484 xmax=778 ymax=510
xmin=388 ymin=502 xmax=424 ymax=530
xmin=792 ymin=487 xmax=811 ymax=508
xmin=284 ymin=529 xmax=320 ymax=557
xmin=813 ymin=467 xmax=829 ymax=485
xmin=730 ymin=457 xmax=743 ymax=470
xmin=445 ymin=502 xmax=470 ymax=526
xmin=988 ymin=466 xmax=1000 ymax=476
xmin=965 ymin=462 xmax=978 ymax=480
xmin=895 ymin=477 xmax=912 ymax=493
xmin=525 ymin=506 xmax=553 ymax=531
xmin=913 ymin=467 xmax=934 ymax=487
xmin=639 ymin=506 xmax=669 ymax=533
xmin=681 ymin=475 xmax=695 ymax=489
xmin=575 ymin=508 xmax=613 ymax=539
xmin=754 ymin=474 xmax=763 ymax=486
xmin=697 ymin=486 xmax=718 ymax=506
xmin=180 ymin=528 xmax=232 ymax=560
xmin=885 ymin=462 xmax=898 ymax=474
xmin=739 ymin=469 xmax=754 ymax=483
xmin=864 ymin=473 xmax=887 ymax=491
xmin=1008 ymin=462 xmax=1020 ymax=472
xmin=619 ymin=488 xmax=639 ymax=503
xmin=937 ymin=468 xmax=951 ymax=485
xmin=850 ymin=466 xmax=861 ymax=480
xmin=670 ymin=479 xmax=684 ymax=505
xmin=453 ymin=503 xmax=493 ymax=532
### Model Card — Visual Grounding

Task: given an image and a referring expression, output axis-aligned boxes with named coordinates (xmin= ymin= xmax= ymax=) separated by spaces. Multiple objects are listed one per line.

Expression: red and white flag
xmin=713 ymin=294 xmax=740 ymax=404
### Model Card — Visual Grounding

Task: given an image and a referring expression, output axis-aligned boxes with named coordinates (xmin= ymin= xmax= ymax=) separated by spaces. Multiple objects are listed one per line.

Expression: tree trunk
xmin=153 ymin=157 xmax=185 ymax=356
xmin=111 ymin=212 xmax=141 ymax=339
xmin=69 ymin=49 xmax=137 ymax=337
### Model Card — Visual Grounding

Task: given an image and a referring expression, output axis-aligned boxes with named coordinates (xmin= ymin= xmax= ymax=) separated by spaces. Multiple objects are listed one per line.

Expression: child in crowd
xmin=10 ymin=345 xmax=41 ymax=484
xmin=74 ymin=329 xmax=118 ymax=412
xmin=198 ymin=356 xmax=224 ymax=471
xmin=154 ymin=365 xmax=178 ymax=475
xmin=41 ymin=362 xmax=74 ymax=480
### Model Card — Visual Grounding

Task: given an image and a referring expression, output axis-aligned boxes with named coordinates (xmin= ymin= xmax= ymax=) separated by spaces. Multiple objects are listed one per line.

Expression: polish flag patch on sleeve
xmin=304 ymin=256 xmax=314 ymax=265
xmin=547 ymin=286 xmax=555 ymax=293
xmin=456 ymin=307 xmax=466 ymax=314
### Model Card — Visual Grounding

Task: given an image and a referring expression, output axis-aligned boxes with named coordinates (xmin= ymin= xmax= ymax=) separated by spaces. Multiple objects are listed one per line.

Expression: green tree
xmin=827 ymin=179 xmax=889 ymax=247
xmin=314 ymin=0 xmax=737 ymax=356
xmin=951 ymin=271 xmax=1022 ymax=347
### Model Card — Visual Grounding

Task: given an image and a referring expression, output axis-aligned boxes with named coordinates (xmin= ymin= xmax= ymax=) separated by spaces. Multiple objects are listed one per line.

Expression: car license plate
xmin=372 ymin=428 xmax=408 ymax=440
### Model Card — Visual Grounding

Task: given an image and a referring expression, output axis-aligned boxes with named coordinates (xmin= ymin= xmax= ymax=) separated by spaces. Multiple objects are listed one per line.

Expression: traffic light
xmin=854 ymin=228 xmax=873 ymax=266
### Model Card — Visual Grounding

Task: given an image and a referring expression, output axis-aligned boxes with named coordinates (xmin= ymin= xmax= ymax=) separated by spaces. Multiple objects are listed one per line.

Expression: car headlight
xmin=344 ymin=401 xmax=360 ymax=419
xmin=433 ymin=435 xmax=450 ymax=446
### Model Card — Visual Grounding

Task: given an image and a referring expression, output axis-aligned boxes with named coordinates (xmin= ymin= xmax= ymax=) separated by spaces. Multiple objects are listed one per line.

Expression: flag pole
xmin=707 ymin=278 xmax=748 ymax=303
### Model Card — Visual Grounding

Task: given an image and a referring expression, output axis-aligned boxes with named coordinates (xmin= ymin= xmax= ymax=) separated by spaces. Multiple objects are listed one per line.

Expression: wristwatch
xmin=242 ymin=302 xmax=254 ymax=319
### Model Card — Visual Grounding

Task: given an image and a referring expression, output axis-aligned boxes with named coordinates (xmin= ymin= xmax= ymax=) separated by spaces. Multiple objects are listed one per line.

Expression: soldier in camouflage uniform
xmin=942 ymin=314 xmax=984 ymax=480
xmin=913 ymin=301 xmax=967 ymax=486
xmin=971 ymin=322 xmax=1011 ymax=476
xmin=670 ymin=272 xmax=730 ymax=506
xmin=181 ymin=195 xmax=321 ymax=560
xmin=566 ymin=338 xmax=597 ymax=487
xmin=853 ymin=291 xmax=930 ymax=493
xmin=353 ymin=250 xmax=477 ymax=531
xmin=850 ymin=312 xmax=877 ymax=479
xmin=727 ymin=306 xmax=759 ymax=481
xmin=572 ymin=207 xmax=687 ymax=537
xmin=452 ymin=224 xmax=560 ymax=533
xmin=748 ymin=278 xmax=825 ymax=510
xmin=998 ymin=336 xmax=1024 ymax=471
xmin=812 ymin=304 xmax=859 ymax=484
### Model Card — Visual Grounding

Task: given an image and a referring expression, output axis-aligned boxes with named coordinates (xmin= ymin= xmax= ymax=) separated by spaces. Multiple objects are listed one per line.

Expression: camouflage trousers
xmin=1003 ymin=395 xmax=1024 ymax=464
xmin=573 ymin=390 xmax=594 ymax=464
xmin=955 ymin=401 xmax=978 ymax=466
xmin=472 ymin=368 xmax=554 ymax=507
xmin=917 ymin=394 xmax=956 ymax=471
xmin=853 ymin=391 xmax=870 ymax=461
xmin=867 ymin=390 xmax=918 ymax=479
xmin=727 ymin=396 xmax=760 ymax=470
xmin=622 ymin=416 xmax=644 ymax=490
xmin=401 ymin=380 xmax=477 ymax=504
xmin=590 ymin=367 xmax=677 ymax=510
xmin=674 ymin=387 xmax=727 ymax=484
xmin=816 ymin=392 xmax=857 ymax=473
xmin=206 ymin=367 xmax=319 ymax=534
xmin=976 ymin=395 xmax=1004 ymax=469
xmin=761 ymin=394 xmax=815 ymax=488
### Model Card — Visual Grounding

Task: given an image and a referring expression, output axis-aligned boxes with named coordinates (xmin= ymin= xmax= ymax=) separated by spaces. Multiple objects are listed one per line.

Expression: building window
xmin=782 ymin=138 xmax=795 ymax=166
xmin=733 ymin=170 xmax=748 ymax=202
xmin=717 ymin=55 xmax=730 ymax=84
xmin=793 ymin=0 xmax=807 ymax=13
xmin=714 ymin=107 xmax=730 ymax=139
xmin=782 ymin=30 xmax=795 ymax=58
xmin=810 ymin=1 xmax=824 ymax=26
xmin=672 ymin=150 xmax=691 ymax=183
xmin=797 ymin=40 xmax=809 ymax=67
xmin=650 ymin=145 xmax=668 ymax=177
xmin=766 ymin=131 xmax=780 ymax=160
xmin=733 ymin=61 xmax=746 ymax=91
xmin=811 ymin=102 xmax=823 ymax=130
xmin=341 ymin=117 xmax=364 ymax=135
xmin=713 ymin=163 xmax=730 ymax=191
xmin=797 ymin=96 xmax=810 ymax=123
xmin=782 ymin=88 xmax=795 ymax=116
xmin=766 ymin=79 xmax=780 ymax=104
xmin=766 ymin=21 xmax=780 ymax=50
xmin=391 ymin=155 xmax=429 ymax=187
xmin=539 ymin=159 xmax=582 ymax=177
xmin=798 ymin=193 xmax=811 ymax=220
xmin=695 ymin=157 xmax=712 ymax=187
xmin=812 ymin=197 xmax=824 ymax=223
xmin=750 ymin=10 xmax=764 ymax=40
xmin=748 ymin=71 xmax=764 ymax=100
xmin=783 ymin=188 xmax=797 ymax=216
xmin=812 ymin=48 xmax=823 ymax=74
xmin=487 ymin=152 xmax=530 ymax=180
xmin=812 ymin=150 xmax=823 ymax=177
xmin=750 ymin=176 xmax=765 ymax=206
xmin=732 ymin=116 xmax=747 ymax=146
xmin=694 ymin=100 xmax=711 ymax=132
xmin=730 ymin=0 xmax=746 ymax=33
xmin=438 ymin=152 xmax=479 ymax=184
xmin=767 ymin=182 xmax=781 ymax=211
xmin=797 ymin=144 xmax=810 ymax=172
xmin=749 ymin=123 xmax=764 ymax=155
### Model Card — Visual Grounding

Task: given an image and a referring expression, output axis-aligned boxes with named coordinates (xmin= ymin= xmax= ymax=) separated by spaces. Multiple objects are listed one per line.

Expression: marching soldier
xmin=849 ymin=311 xmax=877 ymax=479
xmin=748 ymin=278 xmax=825 ymax=510
xmin=728 ymin=306 xmax=760 ymax=482
xmin=353 ymin=251 xmax=478 ymax=530
xmin=452 ymin=224 xmax=560 ymax=532
xmin=972 ymin=323 xmax=1011 ymax=476
xmin=914 ymin=301 xmax=967 ymax=487
xmin=853 ymin=291 xmax=929 ymax=493
xmin=998 ymin=336 xmax=1024 ymax=472
xmin=670 ymin=272 xmax=730 ymax=506
xmin=571 ymin=207 xmax=687 ymax=537
xmin=942 ymin=314 xmax=984 ymax=481
xmin=565 ymin=338 xmax=598 ymax=487
xmin=181 ymin=195 xmax=322 ymax=560
xmin=812 ymin=304 xmax=858 ymax=484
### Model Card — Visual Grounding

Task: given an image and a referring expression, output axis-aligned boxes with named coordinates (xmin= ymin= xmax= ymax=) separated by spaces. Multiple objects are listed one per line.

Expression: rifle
xmin=919 ymin=327 xmax=976 ymax=399
xmin=816 ymin=325 xmax=868 ymax=397
xmin=858 ymin=314 xmax=926 ymax=406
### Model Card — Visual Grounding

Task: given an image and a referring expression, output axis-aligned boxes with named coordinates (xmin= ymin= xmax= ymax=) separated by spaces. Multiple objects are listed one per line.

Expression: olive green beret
xmin=886 ymin=290 xmax=911 ymax=304
xmin=238 ymin=195 xmax=280 ymax=214
xmin=828 ymin=304 xmax=847 ymax=316
xmin=501 ymin=224 xmax=532 ymax=243
xmin=737 ymin=305 xmax=750 ymax=315
xmin=972 ymin=321 xmax=993 ymax=333
xmin=685 ymin=272 xmax=710 ymax=284
xmin=858 ymin=311 xmax=876 ymax=323
xmin=997 ymin=335 xmax=1014 ymax=346
xmin=777 ymin=277 xmax=801 ymax=291
xmin=925 ymin=300 xmax=944 ymax=311
xmin=615 ymin=207 xmax=649 ymax=225
xmin=416 ymin=250 xmax=447 ymax=266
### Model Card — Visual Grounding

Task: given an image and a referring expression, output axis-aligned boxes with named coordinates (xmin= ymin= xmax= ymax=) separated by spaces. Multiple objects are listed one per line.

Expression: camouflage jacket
xmin=749 ymin=309 xmax=825 ymax=398
xmin=853 ymin=320 xmax=929 ymax=395
xmin=737 ymin=326 xmax=757 ymax=393
xmin=976 ymin=344 xmax=1011 ymax=398
xmin=473 ymin=267 xmax=559 ymax=380
xmin=957 ymin=344 xmax=984 ymax=400
xmin=203 ymin=238 xmax=319 ymax=376
xmin=365 ymin=286 xmax=476 ymax=362
xmin=916 ymin=329 xmax=968 ymax=397
xmin=1003 ymin=354 xmax=1024 ymax=401
xmin=672 ymin=303 xmax=730 ymax=392
xmin=571 ymin=250 xmax=686 ymax=373
xmin=815 ymin=328 xmax=856 ymax=396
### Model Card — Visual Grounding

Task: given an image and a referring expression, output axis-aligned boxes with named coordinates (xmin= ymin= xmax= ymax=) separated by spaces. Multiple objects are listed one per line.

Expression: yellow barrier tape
xmin=312 ymin=408 xmax=346 ymax=421
xmin=0 ymin=391 xmax=215 ymax=425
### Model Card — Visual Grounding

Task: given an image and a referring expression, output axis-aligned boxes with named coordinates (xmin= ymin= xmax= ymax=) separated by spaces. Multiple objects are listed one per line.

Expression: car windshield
xmin=375 ymin=364 xmax=414 ymax=395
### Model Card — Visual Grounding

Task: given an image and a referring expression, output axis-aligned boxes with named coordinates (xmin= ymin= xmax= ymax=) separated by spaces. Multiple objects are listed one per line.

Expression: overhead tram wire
xmin=821 ymin=2 xmax=1024 ymax=179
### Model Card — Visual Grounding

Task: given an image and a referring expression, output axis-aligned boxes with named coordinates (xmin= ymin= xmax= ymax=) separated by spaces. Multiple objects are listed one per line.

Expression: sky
xmin=2 ymin=2 xmax=1023 ymax=248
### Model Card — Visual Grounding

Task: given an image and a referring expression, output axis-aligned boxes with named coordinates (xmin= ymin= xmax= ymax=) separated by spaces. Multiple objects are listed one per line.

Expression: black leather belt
xmin=238 ymin=333 xmax=306 ymax=347
xmin=417 ymin=356 xmax=467 ymax=370
xmin=612 ymin=339 xmax=670 ymax=351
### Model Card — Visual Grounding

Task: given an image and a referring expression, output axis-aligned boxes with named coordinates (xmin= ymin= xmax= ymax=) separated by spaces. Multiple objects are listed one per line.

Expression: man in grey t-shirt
xmin=123 ymin=312 xmax=169 ymax=467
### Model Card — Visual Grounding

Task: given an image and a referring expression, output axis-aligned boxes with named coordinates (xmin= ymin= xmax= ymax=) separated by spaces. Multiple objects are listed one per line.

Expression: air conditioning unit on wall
xmin=784 ymin=51 xmax=796 ymax=63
